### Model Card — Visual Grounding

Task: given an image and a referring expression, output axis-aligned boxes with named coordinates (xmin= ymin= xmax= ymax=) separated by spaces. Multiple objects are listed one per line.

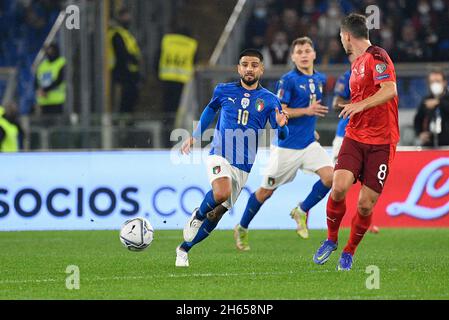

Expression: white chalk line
xmin=0 ymin=270 xmax=304 ymax=285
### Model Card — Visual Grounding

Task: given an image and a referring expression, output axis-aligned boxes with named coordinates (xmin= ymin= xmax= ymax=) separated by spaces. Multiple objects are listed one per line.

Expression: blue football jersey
xmin=207 ymin=82 xmax=284 ymax=173
xmin=334 ymin=70 xmax=351 ymax=138
xmin=274 ymin=69 xmax=327 ymax=149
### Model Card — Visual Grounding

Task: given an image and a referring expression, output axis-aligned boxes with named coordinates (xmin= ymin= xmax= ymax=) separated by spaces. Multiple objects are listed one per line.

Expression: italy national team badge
xmin=213 ymin=166 xmax=221 ymax=175
xmin=268 ymin=177 xmax=275 ymax=186
xmin=375 ymin=63 xmax=387 ymax=74
xmin=255 ymin=98 xmax=264 ymax=112
xmin=241 ymin=97 xmax=250 ymax=109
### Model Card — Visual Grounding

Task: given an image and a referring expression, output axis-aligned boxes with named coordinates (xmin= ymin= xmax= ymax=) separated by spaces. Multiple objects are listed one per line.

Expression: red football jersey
xmin=346 ymin=45 xmax=400 ymax=145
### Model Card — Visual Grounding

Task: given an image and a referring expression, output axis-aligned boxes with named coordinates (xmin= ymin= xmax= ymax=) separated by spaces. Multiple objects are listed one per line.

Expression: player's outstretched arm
xmin=339 ymin=81 xmax=397 ymax=119
xmin=181 ymin=105 xmax=218 ymax=155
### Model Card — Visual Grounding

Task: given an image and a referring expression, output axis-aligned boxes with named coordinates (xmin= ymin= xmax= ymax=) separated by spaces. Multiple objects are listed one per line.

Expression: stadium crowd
xmin=246 ymin=0 xmax=449 ymax=67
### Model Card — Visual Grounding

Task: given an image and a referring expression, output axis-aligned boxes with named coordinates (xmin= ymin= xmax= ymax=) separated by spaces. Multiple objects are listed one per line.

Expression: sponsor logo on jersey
xmin=376 ymin=74 xmax=390 ymax=80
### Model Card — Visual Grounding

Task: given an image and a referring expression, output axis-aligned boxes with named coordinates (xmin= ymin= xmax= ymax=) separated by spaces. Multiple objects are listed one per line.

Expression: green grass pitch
xmin=0 ymin=228 xmax=448 ymax=299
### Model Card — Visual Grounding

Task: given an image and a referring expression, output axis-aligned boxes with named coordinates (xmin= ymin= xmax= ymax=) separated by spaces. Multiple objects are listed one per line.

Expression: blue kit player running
xmin=175 ymin=49 xmax=289 ymax=267
xmin=234 ymin=37 xmax=334 ymax=251
xmin=332 ymin=70 xmax=351 ymax=163
xmin=332 ymin=53 xmax=355 ymax=163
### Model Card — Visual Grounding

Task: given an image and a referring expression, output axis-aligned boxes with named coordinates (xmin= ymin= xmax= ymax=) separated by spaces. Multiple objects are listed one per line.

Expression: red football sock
xmin=326 ymin=196 xmax=346 ymax=243
xmin=344 ymin=211 xmax=373 ymax=255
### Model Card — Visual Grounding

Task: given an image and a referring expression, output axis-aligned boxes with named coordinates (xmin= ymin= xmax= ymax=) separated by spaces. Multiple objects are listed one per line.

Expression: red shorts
xmin=335 ymin=137 xmax=396 ymax=194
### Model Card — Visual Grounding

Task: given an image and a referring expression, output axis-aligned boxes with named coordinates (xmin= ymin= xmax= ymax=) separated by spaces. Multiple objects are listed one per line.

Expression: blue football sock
xmin=239 ymin=192 xmax=263 ymax=229
xmin=197 ymin=190 xmax=218 ymax=220
xmin=180 ymin=218 xmax=218 ymax=252
xmin=300 ymin=180 xmax=331 ymax=212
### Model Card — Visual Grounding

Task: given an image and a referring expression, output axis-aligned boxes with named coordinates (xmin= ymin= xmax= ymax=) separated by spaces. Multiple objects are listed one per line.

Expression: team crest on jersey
xmin=244 ymin=93 xmax=250 ymax=97
xmin=255 ymin=98 xmax=265 ymax=112
xmin=375 ymin=63 xmax=387 ymax=74
xmin=241 ymin=97 xmax=250 ymax=109
xmin=309 ymin=82 xmax=316 ymax=94
xmin=212 ymin=166 xmax=221 ymax=175
xmin=268 ymin=177 xmax=275 ymax=186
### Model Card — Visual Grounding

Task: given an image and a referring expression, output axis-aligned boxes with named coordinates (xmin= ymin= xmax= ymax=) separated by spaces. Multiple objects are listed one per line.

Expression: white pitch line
xmin=0 ymin=271 xmax=299 ymax=285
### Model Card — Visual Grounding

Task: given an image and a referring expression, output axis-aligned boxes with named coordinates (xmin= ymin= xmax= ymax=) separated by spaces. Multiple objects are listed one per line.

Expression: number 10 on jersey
xmin=237 ymin=109 xmax=249 ymax=125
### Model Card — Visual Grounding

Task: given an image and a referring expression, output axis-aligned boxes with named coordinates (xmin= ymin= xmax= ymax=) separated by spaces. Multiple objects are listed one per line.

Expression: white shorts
xmin=261 ymin=142 xmax=333 ymax=190
xmin=206 ymin=155 xmax=249 ymax=209
xmin=332 ymin=136 xmax=344 ymax=164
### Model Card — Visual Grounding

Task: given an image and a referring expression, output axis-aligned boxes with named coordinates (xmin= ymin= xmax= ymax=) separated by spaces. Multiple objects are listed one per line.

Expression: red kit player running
xmin=313 ymin=13 xmax=399 ymax=270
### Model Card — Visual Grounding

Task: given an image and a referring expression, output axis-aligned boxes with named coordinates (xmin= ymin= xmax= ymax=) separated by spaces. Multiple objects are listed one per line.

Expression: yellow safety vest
xmin=0 ymin=106 xmax=19 ymax=152
xmin=36 ymin=57 xmax=66 ymax=106
xmin=159 ymin=34 xmax=198 ymax=83
xmin=107 ymin=26 xmax=141 ymax=73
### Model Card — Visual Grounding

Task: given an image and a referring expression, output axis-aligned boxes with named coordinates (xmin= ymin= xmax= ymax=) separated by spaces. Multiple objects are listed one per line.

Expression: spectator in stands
xmin=266 ymin=8 xmax=305 ymax=44
xmin=248 ymin=0 xmax=449 ymax=64
xmin=245 ymin=1 xmax=269 ymax=48
xmin=379 ymin=25 xmax=396 ymax=58
xmin=299 ymin=0 xmax=320 ymax=24
xmin=321 ymin=37 xmax=346 ymax=65
xmin=397 ymin=23 xmax=425 ymax=62
xmin=317 ymin=0 xmax=344 ymax=41
xmin=108 ymin=7 xmax=142 ymax=114
xmin=158 ymin=21 xmax=198 ymax=117
xmin=265 ymin=31 xmax=290 ymax=68
xmin=34 ymin=43 xmax=66 ymax=115
xmin=0 ymin=103 xmax=21 ymax=152
xmin=414 ymin=70 xmax=449 ymax=147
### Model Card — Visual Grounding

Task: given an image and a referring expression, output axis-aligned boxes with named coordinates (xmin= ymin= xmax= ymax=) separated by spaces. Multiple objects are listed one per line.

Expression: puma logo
xmin=228 ymin=97 xmax=237 ymax=103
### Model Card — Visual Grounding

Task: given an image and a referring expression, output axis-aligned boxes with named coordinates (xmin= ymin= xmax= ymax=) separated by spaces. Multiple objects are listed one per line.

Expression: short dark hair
xmin=291 ymin=37 xmax=314 ymax=52
xmin=429 ymin=69 xmax=447 ymax=81
xmin=239 ymin=49 xmax=264 ymax=63
xmin=341 ymin=13 xmax=369 ymax=39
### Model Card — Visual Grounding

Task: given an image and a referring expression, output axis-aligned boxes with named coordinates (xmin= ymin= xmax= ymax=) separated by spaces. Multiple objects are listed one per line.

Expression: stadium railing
xmin=0 ymin=67 xmax=18 ymax=106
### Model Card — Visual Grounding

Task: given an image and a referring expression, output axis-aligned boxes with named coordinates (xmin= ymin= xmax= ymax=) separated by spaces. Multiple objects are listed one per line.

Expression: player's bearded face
xmin=238 ymin=57 xmax=263 ymax=86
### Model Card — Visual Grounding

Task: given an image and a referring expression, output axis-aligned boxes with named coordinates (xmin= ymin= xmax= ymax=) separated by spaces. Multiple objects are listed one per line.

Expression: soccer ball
xmin=119 ymin=217 xmax=154 ymax=251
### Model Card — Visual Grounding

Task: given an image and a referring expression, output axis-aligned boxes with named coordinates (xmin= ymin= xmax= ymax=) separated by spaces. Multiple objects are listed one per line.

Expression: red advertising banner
xmin=341 ymin=150 xmax=449 ymax=227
